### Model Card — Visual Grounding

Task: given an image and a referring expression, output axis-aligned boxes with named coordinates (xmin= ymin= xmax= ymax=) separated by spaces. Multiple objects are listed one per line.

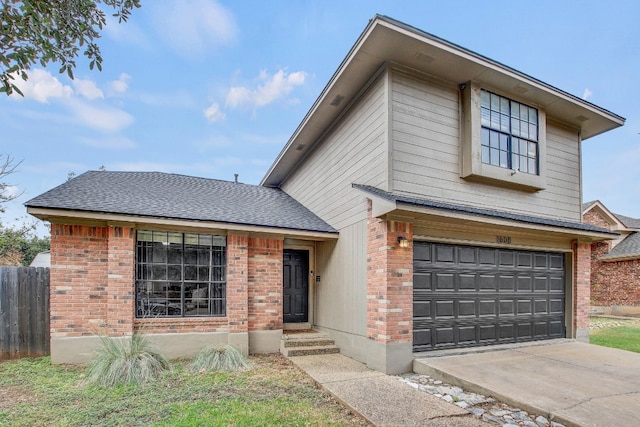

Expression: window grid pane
xmin=135 ymin=231 xmax=227 ymax=318
xmin=480 ymin=89 xmax=539 ymax=175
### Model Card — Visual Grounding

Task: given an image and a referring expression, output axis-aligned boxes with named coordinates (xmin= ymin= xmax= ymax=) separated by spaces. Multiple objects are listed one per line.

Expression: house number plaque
xmin=496 ymin=236 xmax=512 ymax=244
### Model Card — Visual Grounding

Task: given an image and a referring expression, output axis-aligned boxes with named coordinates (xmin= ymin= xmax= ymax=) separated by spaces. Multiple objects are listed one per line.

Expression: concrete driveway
xmin=414 ymin=341 xmax=640 ymax=427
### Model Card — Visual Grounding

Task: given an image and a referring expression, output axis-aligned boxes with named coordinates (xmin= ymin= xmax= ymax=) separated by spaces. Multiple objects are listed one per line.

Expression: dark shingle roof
xmin=354 ymin=184 xmax=616 ymax=235
xmin=615 ymin=213 xmax=640 ymax=230
xmin=26 ymin=171 xmax=336 ymax=234
xmin=603 ymin=232 xmax=640 ymax=260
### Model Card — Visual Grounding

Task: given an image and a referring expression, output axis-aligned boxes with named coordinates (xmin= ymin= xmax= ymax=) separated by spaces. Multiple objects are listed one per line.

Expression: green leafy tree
xmin=1 ymin=0 xmax=141 ymax=96
xmin=0 ymin=154 xmax=49 ymax=266
xmin=0 ymin=219 xmax=50 ymax=266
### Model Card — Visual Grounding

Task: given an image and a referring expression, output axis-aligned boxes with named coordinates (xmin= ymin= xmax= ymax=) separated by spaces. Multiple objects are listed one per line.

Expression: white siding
xmin=281 ymin=73 xmax=388 ymax=229
xmin=390 ymin=71 xmax=582 ymax=222
xmin=314 ymin=219 xmax=368 ymax=335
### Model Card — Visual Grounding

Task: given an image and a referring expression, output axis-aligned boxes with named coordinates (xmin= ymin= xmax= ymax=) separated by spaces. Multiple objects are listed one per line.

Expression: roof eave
xmin=27 ymin=207 xmax=338 ymax=240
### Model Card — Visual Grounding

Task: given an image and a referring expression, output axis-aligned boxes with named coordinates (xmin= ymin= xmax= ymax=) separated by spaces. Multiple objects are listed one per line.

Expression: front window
xmin=135 ymin=230 xmax=226 ymax=318
xmin=480 ymin=89 xmax=539 ymax=175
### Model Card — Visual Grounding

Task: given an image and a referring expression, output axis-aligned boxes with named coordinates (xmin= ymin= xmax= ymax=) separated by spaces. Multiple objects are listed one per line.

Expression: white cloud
xmin=1 ymin=185 xmax=21 ymax=200
xmin=13 ymin=69 xmax=73 ymax=103
xmin=150 ymin=0 xmax=237 ymax=57
xmin=74 ymin=78 xmax=104 ymax=100
xmin=67 ymin=100 xmax=134 ymax=133
xmin=582 ymin=88 xmax=593 ymax=100
xmin=204 ymin=102 xmax=225 ymax=123
xmin=78 ymin=135 xmax=137 ymax=149
xmin=226 ymin=69 xmax=307 ymax=109
xmin=109 ymin=73 xmax=131 ymax=95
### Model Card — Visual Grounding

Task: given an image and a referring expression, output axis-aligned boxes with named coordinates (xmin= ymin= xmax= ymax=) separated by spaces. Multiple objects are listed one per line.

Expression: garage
xmin=413 ymin=241 xmax=565 ymax=352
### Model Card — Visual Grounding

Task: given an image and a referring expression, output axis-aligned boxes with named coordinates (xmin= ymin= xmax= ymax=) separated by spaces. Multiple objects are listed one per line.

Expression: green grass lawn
xmin=590 ymin=317 xmax=640 ymax=353
xmin=0 ymin=354 xmax=366 ymax=427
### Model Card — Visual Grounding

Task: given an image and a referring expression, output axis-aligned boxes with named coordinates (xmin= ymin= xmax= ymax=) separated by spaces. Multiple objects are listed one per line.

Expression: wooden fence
xmin=0 ymin=266 xmax=50 ymax=359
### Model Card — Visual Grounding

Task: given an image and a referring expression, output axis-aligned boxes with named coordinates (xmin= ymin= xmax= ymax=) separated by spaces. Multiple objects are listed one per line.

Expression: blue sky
xmin=1 ymin=0 xmax=638 ymax=235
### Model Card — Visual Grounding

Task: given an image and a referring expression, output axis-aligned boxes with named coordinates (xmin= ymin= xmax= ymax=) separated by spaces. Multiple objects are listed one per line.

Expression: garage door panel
xmin=413 ymin=242 xmax=565 ymax=352
xmin=414 ymin=272 xmax=432 ymax=289
xmin=435 ymin=273 xmax=455 ymax=290
xmin=458 ymin=247 xmax=476 ymax=264
xmin=517 ymin=299 xmax=533 ymax=315
xmin=549 ymin=255 xmax=563 ymax=270
xmin=479 ymin=299 xmax=496 ymax=316
xmin=499 ymin=275 xmax=516 ymax=291
xmin=459 ymin=274 xmax=476 ymax=290
xmin=550 ymin=298 xmax=564 ymax=313
xmin=435 ymin=245 xmax=455 ymax=263
xmin=549 ymin=277 xmax=563 ymax=291
xmin=479 ymin=274 xmax=497 ymax=291
xmin=517 ymin=276 xmax=533 ymax=291
xmin=435 ymin=300 xmax=455 ymax=317
xmin=413 ymin=300 xmax=431 ymax=317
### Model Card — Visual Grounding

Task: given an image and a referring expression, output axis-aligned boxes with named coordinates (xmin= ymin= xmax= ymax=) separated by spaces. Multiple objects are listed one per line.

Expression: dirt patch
xmin=0 ymin=385 xmax=37 ymax=410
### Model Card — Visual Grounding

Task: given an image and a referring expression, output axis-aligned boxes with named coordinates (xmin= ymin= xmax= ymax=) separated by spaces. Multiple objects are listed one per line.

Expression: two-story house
xmin=26 ymin=15 xmax=624 ymax=374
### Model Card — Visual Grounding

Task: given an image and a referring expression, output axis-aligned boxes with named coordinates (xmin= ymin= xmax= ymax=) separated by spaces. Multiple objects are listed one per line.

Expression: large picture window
xmin=135 ymin=231 xmax=226 ymax=318
xmin=480 ymin=89 xmax=539 ymax=175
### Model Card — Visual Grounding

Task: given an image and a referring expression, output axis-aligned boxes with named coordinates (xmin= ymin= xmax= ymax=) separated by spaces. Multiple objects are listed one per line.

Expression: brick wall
xmin=52 ymin=225 xmax=286 ymax=340
xmin=106 ymin=226 xmax=135 ymax=336
xmin=591 ymin=250 xmax=640 ymax=306
xmin=248 ymin=238 xmax=283 ymax=330
xmin=50 ymin=224 xmax=109 ymax=337
xmin=227 ymin=234 xmax=249 ymax=333
xmin=583 ymin=208 xmax=640 ymax=307
xmin=583 ymin=209 xmax=611 ymax=230
xmin=366 ymin=200 xmax=413 ymax=344
xmin=573 ymin=241 xmax=591 ymax=330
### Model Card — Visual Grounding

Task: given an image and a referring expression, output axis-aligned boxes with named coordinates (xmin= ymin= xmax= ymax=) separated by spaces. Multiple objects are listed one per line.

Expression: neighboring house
xmin=26 ymin=16 xmax=624 ymax=374
xmin=583 ymin=200 xmax=640 ymax=315
xmin=29 ymin=250 xmax=51 ymax=268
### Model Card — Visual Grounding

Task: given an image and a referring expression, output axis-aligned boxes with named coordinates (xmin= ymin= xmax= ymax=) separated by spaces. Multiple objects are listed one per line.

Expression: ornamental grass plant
xmin=191 ymin=344 xmax=252 ymax=373
xmin=85 ymin=333 xmax=170 ymax=387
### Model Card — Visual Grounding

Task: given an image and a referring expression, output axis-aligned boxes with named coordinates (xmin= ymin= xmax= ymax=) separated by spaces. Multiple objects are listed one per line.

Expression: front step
xmin=280 ymin=332 xmax=340 ymax=357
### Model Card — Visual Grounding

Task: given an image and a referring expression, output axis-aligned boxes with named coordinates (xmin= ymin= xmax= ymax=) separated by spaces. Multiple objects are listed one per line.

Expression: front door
xmin=283 ymin=249 xmax=309 ymax=323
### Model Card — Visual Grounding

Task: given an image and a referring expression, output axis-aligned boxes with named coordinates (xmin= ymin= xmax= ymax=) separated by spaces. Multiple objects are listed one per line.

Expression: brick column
xmin=106 ymin=226 xmax=135 ymax=336
xmin=573 ymin=241 xmax=591 ymax=342
xmin=227 ymin=234 xmax=249 ymax=335
xmin=248 ymin=238 xmax=283 ymax=331
xmin=366 ymin=200 xmax=413 ymax=374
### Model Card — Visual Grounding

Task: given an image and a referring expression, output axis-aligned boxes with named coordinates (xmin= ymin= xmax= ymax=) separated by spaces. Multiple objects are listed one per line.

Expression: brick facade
xmin=573 ymin=241 xmax=591 ymax=331
xmin=51 ymin=225 xmax=284 ymax=343
xmin=248 ymin=238 xmax=283 ymax=330
xmin=591 ymin=243 xmax=640 ymax=306
xmin=584 ymin=208 xmax=640 ymax=307
xmin=366 ymin=201 xmax=413 ymax=344
xmin=50 ymin=224 xmax=110 ymax=337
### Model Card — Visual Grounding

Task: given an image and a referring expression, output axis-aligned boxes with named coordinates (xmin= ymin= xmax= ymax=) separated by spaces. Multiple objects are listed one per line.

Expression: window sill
xmin=462 ymin=163 xmax=546 ymax=192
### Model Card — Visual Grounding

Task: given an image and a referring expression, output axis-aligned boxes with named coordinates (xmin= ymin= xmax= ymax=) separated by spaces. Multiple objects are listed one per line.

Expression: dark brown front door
xmin=283 ymin=250 xmax=309 ymax=323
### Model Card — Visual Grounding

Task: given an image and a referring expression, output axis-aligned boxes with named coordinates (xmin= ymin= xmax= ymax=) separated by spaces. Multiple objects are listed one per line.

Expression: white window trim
xmin=460 ymin=81 xmax=547 ymax=192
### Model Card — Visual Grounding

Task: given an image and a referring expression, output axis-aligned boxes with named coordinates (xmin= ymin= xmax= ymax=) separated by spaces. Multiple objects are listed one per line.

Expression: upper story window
xmin=135 ymin=231 xmax=226 ymax=318
xmin=480 ymin=90 xmax=539 ymax=175
xmin=460 ymin=82 xmax=546 ymax=192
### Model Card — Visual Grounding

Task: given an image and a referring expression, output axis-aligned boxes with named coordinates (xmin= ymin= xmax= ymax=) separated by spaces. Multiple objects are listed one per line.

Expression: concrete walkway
xmin=289 ymin=353 xmax=489 ymax=426
xmin=414 ymin=341 xmax=640 ymax=427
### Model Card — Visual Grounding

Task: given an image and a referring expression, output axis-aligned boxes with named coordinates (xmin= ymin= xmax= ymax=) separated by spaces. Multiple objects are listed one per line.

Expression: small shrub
xmin=192 ymin=345 xmax=252 ymax=373
xmin=86 ymin=333 xmax=170 ymax=387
